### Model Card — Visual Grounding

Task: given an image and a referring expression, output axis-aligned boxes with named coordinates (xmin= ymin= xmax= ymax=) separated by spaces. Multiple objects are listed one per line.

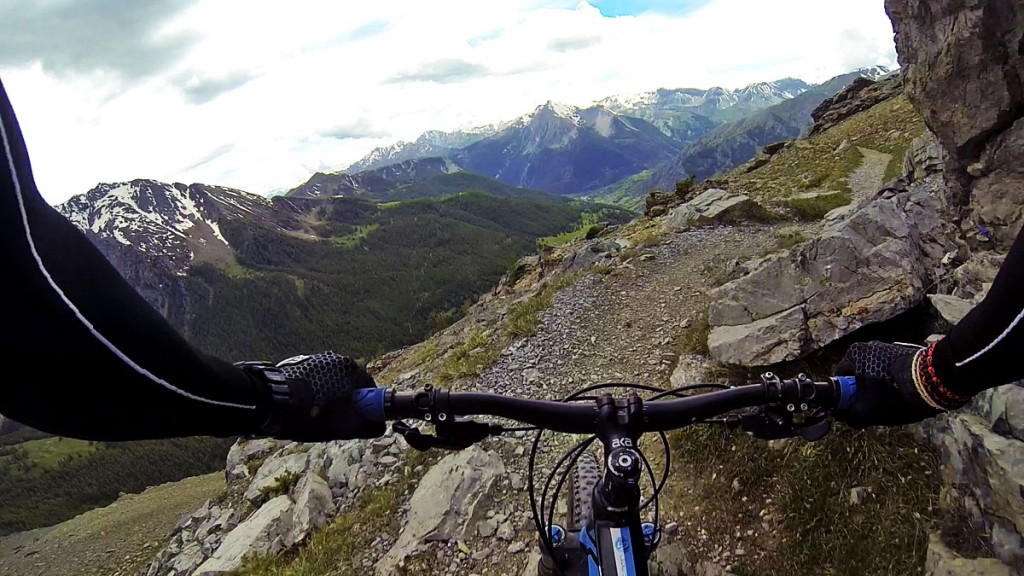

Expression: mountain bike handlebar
xmin=350 ymin=373 xmax=857 ymax=435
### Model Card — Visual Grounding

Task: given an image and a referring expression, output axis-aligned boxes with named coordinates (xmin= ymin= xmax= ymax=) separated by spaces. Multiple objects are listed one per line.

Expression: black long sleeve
xmin=933 ymin=229 xmax=1024 ymax=396
xmin=0 ymin=76 xmax=271 ymax=440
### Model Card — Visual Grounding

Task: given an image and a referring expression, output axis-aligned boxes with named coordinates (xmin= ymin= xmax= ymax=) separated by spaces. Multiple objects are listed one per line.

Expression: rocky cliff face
xmin=886 ymin=0 xmax=1024 ymax=242
xmin=808 ymin=74 xmax=904 ymax=136
xmin=883 ymin=0 xmax=1024 ymax=570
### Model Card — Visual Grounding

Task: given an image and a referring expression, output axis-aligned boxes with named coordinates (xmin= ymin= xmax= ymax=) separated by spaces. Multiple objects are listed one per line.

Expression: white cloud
xmin=0 ymin=0 xmax=897 ymax=204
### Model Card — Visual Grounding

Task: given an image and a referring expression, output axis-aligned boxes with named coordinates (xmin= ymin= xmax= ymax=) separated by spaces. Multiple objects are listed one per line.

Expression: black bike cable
xmin=647 ymin=383 xmax=730 ymax=401
xmin=528 ymin=429 xmax=550 ymax=556
xmin=636 ymin=443 xmax=661 ymax=528
xmin=638 ymin=430 xmax=671 ymax=512
xmin=502 ymin=426 xmax=540 ymax=432
xmin=562 ymin=382 xmax=666 ymax=400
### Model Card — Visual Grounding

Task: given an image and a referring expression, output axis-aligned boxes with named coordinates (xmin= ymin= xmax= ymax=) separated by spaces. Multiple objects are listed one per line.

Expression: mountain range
xmin=317 ymin=67 xmax=890 ymax=206
xmin=596 ymin=68 xmax=895 ymax=204
xmin=57 ymin=176 xmax=629 ymax=362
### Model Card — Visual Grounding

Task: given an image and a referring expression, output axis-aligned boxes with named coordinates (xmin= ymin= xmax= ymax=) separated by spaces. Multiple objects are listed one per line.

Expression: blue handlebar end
xmin=352 ymin=388 xmax=387 ymax=422
xmin=836 ymin=376 xmax=857 ymax=410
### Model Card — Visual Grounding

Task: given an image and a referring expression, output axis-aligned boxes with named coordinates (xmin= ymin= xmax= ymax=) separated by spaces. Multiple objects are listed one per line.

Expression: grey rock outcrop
xmin=243 ymin=451 xmax=309 ymax=504
xmin=903 ymin=131 xmax=944 ymax=183
xmin=925 ymin=533 xmax=1012 ymax=576
xmin=706 ymin=305 xmax=808 ymax=366
xmin=967 ymin=117 xmax=1024 ymax=245
xmin=883 ymin=3 xmax=1024 ymax=571
xmin=808 ymin=74 xmax=904 ymax=136
xmin=662 ymin=189 xmax=766 ymax=232
xmin=193 ymin=495 xmax=295 ymax=575
xmin=288 ymin=474 xmax=335 ymax=546
xmin=927 ymin=294 xmax=975 ymax=326
xmin=918 ymin=409 xmax=1024 ymax=570
xmin=225 ymin=438 xmax=287 ymax=483
xmin=377 ymin=446 xmax=505 ymax=575
xmin=885 ymin=0 xmax=1024 ymax=224
xmin=707 ymin=178 xmax=949 ymax=365
xmin=142 ymin=435 xmax=408 ymax=576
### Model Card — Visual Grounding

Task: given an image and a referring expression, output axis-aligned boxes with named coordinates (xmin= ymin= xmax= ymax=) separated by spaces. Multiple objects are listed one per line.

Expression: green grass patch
xmin=617 ymin=247 xmax=643 ymax=262
xmin=257 ymin=469 xmax=302 ymax=500
xmin=781 ymin=191 xmax=853 ymax=221
xmin=437 ymin=330 xmax=503 ymax=384
xmin=717 ymin=96 xmax=926 ymax=204
xmin=884 ymin=142 xmax=910 ymax=182
xmin=219 ymin=259 xmax=258 ymax=279
xmin=674 ymin=313 xmax=711 ymax=356
xmin=408 ymin=341 xmax=440 ymax=367
xmin=668 ymin=425 xmax=939 ymax=575
xmin=774 ymin=228 xmax=809 ymax=250
xmin=538 ymin=212 xmax=602 ymax=247
xmin=421 ymin=271 xmax=584 ymax=387
xmin=16 ymin=437 xmax=97 ymax=469
xmin=330 ymin=224 xmax=379 ymax=248
xmin=538 ymin=227 xmax=588 ymax=247
xmin=633 ymin=229 xmax=662 ymax=247
xmin=505 ymin=274 xmax=579 ymax=338
xmin=237 ymin=451 xmax=440 ymax=576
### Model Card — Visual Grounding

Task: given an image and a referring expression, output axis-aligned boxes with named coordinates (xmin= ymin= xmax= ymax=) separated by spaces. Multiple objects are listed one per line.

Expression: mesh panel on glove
xmin=837 ymin=342 xmax=916 ymax=380
xmin=278 ymin=352 xmax=364 ymax=404
xmin=258 ymin=351 xmax=382 ymax=441
xmin=834 ymin=341 xmax=940 ymax=429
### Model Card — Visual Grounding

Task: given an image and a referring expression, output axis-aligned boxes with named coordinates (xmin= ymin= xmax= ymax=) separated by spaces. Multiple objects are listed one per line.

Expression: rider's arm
xmin=0 ymin=77 xmax=273 ymax=440
xmin=836 ymin=227 xmax=1024 ymax=428
xmin=931 ymin=228 xmax=1024 ymax=396
xmin=0 ymin=77 xmax=383 ymax=442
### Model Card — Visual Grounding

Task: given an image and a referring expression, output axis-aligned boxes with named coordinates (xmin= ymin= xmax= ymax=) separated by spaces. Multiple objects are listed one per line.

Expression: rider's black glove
xmin=833 ymin=341 xmax=967 ymax=429
xmin=239 ymin=351 xmax=385 ymax=442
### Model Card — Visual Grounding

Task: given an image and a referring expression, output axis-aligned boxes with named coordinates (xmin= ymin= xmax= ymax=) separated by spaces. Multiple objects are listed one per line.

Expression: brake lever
xmin=740 ymin=407 xmax=832 ymax=442
xmin=392 ymin=419 xmax=503 ymax=451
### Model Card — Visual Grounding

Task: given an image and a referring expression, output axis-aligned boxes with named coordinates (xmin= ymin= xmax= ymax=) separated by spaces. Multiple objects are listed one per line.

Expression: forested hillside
xmin=182 ymin=191 xmax=629 ymax=361
xmin=0 ymin=438 xmax=233 ymax=536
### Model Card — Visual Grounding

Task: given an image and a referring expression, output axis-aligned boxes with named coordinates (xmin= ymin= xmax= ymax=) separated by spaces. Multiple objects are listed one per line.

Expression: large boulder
xmin=967 ymin=117 xmax=1024 ymax=245
xmin=287 ymin=473 xmax=336 ymax=547
xmin=662 ymin=189 xmax=766 ymax=232
xmin=918 ymin=412 xmax=1024 ymax=569
xmin=706 ymin=305 xmax=809 ymax=366
xmin=707 ymin=178 xmax=949 ymax=365
xmin=225 ymin=438 xmax=288 ymax=483
xmin=377 ymin=446 xmax=505 ymax=575
xmin=885 ymin=0 xmax=1024 ymax=219
xmin=194 ymin=495 xmax=295 ymax=575
xmin=244 ymin=451 xmax=309 ymax=504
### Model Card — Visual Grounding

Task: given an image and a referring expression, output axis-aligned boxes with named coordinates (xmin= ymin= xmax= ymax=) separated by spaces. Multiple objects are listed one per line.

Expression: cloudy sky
xmin=0 ymin=0 xmax=898 ymax=204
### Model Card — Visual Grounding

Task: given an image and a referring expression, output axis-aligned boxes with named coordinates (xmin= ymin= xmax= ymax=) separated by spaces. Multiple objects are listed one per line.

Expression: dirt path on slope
xmin=0 ymin=473 xmax=224 ymax=576
xmin=409 ymin=225 xmax=779 ymax=575
xmin=847 ymin=147 xmax=891 ymax=200
xmin=477 ymin=226 xmax=777 ymax=399
xmin=371 ymin=224 xmax=783 ymax=576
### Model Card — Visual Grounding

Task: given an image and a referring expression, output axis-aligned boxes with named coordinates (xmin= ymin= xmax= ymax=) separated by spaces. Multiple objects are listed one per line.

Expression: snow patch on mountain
xmin=58 ymin=179 xmax=279 ymax=270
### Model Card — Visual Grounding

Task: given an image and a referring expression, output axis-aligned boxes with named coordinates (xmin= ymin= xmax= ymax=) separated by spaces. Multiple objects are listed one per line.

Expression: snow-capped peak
xmin=58 ymin=179 xmax=274 ymax=270
xmin=856 ymin=65 xmax=894 ymax=80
